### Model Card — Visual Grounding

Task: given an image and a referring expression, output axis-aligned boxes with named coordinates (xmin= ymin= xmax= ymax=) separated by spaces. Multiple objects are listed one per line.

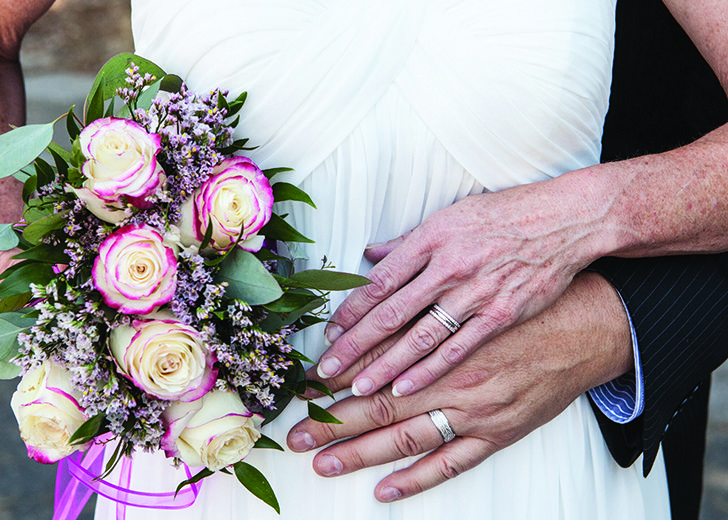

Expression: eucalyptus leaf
xmin=260 ymin=214 xmax=314 ymax=244
xmin=216 ymin=249 xmax=283 ymax=305
xmin=0 ymin=224 xmax=19 ymax=251
xmin=307 ymin=401 xmax=343 ymax=424
xmin=0 ymin=361 xmax=20 ymax=379
xmin=0 ymin=123 xmax=54 ymax=179
xmin=234 ymin=462 xmax=280 ymax=514
xmin=0 ymin=312 xmax=36 ymax=369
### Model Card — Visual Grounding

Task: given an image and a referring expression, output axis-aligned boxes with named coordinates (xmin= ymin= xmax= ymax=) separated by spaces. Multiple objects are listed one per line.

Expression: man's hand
xmin=289 ymin=272 xmax=633 ymax=502
xmin=316 ymin=176 xmax=618 ymax=397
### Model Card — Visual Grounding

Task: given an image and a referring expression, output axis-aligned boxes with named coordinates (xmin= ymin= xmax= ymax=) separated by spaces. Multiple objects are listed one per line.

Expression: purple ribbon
xmin=53 ymin=437 xmax=201 ymax=520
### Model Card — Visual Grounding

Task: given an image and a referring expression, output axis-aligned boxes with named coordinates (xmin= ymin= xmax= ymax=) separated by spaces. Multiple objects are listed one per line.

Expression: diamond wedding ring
xmin=428 ymin=304 xmax=461 ymax=334
xmin=428 ymin=409 xmax=456 ymax=443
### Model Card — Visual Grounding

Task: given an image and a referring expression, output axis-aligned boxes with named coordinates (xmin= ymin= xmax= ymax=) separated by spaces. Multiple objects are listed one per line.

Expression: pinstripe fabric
xmin=591 ymin=254 xmax=728 ymax=473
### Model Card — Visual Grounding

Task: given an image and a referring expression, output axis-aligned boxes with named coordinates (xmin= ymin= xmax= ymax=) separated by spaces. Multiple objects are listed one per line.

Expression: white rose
xmin=79 ymin=116 xmax=165 ymax=208
xmin=162 ymin=390 xmax=262 ymax=471
xmin=10 ymin=362 xmax=89 ymax=464
xmin=109 ymin=314 xmax=217 ymax=401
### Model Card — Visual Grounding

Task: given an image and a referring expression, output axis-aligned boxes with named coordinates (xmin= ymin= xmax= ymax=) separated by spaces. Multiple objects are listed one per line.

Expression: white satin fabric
xmin=96 ymin=1 xmax=671 ymax=518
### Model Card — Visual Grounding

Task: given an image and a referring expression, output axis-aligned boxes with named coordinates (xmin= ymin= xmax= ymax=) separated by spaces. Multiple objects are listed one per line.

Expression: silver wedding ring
xmin=428 ymin=304 xmax=461 ymax=334
xmin=428 ymin=409 xmax=456 ymax=443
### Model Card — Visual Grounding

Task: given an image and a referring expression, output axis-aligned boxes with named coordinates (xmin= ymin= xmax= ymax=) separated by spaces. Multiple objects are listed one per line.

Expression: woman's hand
xmin=290 ymin=272 xmax=633 ymax=502
xmin=316 ymin=174 xmax=619 ymax=397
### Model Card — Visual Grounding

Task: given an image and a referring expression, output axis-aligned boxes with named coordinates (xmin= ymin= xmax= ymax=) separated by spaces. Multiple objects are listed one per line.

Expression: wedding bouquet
xmin=0 ymin=53 xmax=366 ymax=514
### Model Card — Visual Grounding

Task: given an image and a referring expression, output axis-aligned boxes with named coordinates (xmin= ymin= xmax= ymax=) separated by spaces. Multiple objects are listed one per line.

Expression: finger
xmin=349 ymin=309 xmax=458 ymax=396
xmin=311 ymin=413 xmax=442 ymax=477
xmin=317 ymin=267 xmax=445 ymax=380
xmin=287 ymin=386 xmax=429 ymax=452
xmin=374 ymin=437 xmax=498 ymax=503
xmin=303 ymin=334 xmax=400 ymax=398
xmin=391 ymin=316 xmax=493 ymax=395
xmin=322 ymin=231 xmax=432 ymax=348
xmin=363 ymin=231 xmax=412 ymax=264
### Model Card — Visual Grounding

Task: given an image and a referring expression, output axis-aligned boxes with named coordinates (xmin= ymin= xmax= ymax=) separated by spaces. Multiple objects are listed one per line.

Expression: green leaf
xmin=175 ymin=468 xmax=214 ymax=497
xmin=305 ymin=380 xmax=335 ymax=399
xmin=22 ymin=212 xmax=67 ymax=245
xmin=260 ymin=214 xmax=314 ymax=244
xmin=261 ymin=167 xmax=293 ymax=180
xmin=13 ymin=243 xmax=71 ymax=264
xmin=0 ymin=312 xmax=36 ymax=372
xmin=289 ymin=270 xmax=371 ymax=291
xmin=65 ymin=106 xmax=81 ymax=140
xmin=286 ymin=349 xmax=315 ymax=364
xmin=21 ymin=174 xmax=38 ymax=205
xmin=263 ymin=290 xmax=319 ymax=313
xmin=86 ymin=53 xmax=166 ymax=108
xmin=85 ymin=77 xmax=106 ymax=124
xmin=0 ymin=292 xmax=31 ymax=313
xmin=234 ymin=462 xmax=280 ymax=514
xmin=0 ymin=124 xmax=54 ymax=179
xmin=48 ymin=141 xmax=72 ymax=165
xmin=216 ymin=249 xmax=283 ymax=305
xmin=307 ymin=401 xmax=343 ymax=424
xmin=160 ymin=74 xmax=184 ymax=93
xmin=69 ymin=414 xmax=107 ymax=445
xmin=0 ymin=224 xmax=19 ymax=251
xmin=199 ymin=220 xmax=214 ymax=251
xmin=253 ymin=434 xmax=285 ymax=451
xmin=272 ymin=182 xmax=317 ymax=208
xmin=34 ymin=157 xmax=55 ymax=189
xmin=0 ymin=262 xmax=54 ymax=299
xmin=0 ymin=361 xmax=20 ymax=379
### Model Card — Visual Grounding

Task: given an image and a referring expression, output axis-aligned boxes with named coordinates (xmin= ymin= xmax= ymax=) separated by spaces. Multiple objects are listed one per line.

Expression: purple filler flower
xmin=178 ymin=157 xmax=273 ymax=252
xmin=109 ymin=315 xmax=218 ymax=402
xmin=93 ymin=225 xmax=177 ymax=314
xmin=79 ymin=117 xmax=165 ymax=208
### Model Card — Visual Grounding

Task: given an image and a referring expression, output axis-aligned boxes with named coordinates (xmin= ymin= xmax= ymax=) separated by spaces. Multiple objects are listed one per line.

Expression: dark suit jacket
xmin=592 ymin=1 xmax=728 ymax=519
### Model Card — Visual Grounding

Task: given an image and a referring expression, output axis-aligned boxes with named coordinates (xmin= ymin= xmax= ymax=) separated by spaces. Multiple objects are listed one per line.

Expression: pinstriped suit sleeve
xmin=589 ymin=253 xmax=728 ymax=475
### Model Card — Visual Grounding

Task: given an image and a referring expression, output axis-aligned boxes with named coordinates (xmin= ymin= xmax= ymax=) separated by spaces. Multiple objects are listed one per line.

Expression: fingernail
xmin=364 ymin=242 xmax=384 ymax=250
xmin=317 ymin=357 xmax=341 ymax=379
xmin=351 ymin=378 xmax=373 ymax=396
xmin=392 ymin=380 xmax=414 ymax=397
xmin=324 ymin=324 xmax=344 ymax=346
xmin=379 ymin=487 xmax=402 ymax=502
xmin=317 ymin=454 xmax=343 ymax=476
xmin=289 ymin=431 xmax=316 ymax=452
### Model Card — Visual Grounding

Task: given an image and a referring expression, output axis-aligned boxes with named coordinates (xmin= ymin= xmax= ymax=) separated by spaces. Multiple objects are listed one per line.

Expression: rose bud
xmin=162 ymin=389 xmax=262 ymax=471
xmin=79 ymin=117 xmax=165 ymax=209
xmin=93 ymin=224 xmax=177 ymax=315
xmin=11 ymin=362 xmax=90 ymax=464
xmin=179 ymin=156 xmax=273 ymax=252
xmin=109 ymin=316 xmax=217 ymax=402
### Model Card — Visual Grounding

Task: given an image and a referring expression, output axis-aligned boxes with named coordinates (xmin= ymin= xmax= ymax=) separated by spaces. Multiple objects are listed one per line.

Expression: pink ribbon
xmin=53 ymin=438 xmax=201 ymax=520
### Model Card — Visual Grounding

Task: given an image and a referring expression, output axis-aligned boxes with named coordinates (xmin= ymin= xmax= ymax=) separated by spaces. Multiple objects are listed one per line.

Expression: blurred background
xmin=1 ymin=1 xmax=727 ymax=519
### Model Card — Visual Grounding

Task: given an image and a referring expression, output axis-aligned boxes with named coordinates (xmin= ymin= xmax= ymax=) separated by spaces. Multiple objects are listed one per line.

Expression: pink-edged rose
xmin=93 ymin=224 xmax=177 ymax=315
xmin=10 ymin=362 xmax=89 ymax=464
xmin=109 ymin=315 xmax=217 ymax=401
xmin=79 ymin=117 xmax=165 ymax=209
xmin=179 ymin=157 xmax=273 ymax=252
xmin=162 ymin=390 xmax=262 ymax=471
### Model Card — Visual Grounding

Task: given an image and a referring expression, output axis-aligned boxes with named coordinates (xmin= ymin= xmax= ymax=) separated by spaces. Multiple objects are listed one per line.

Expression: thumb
xmin=364 ymin=231 xmax=411 ymax=263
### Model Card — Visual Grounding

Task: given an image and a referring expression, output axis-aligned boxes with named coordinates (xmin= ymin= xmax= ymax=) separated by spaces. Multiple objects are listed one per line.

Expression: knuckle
xmin=406 ymin=326 xmax=440 ymax=356
xmin=364 ymin=265 xmax=400 ymax=301
xmin=441 ymin=339 xmax=470 ymax=365
xmin=363 ymin=392 xmax=396 ymax=428
xmin=391 ymin=427 xmax=423 ymax=458
xmin=436 ymin=454 xmax=466 ymax=481
xmin=370 ymin=300 xmax=408 ymax=332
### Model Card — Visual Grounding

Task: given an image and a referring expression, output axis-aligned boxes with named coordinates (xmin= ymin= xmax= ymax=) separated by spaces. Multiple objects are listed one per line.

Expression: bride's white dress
xmin=96 ymin=1 xmax=672 ymax=518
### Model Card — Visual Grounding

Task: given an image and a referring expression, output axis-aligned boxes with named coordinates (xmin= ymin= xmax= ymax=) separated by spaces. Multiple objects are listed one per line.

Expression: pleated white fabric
xmin=95 ymin=1 xmax=672 ymax=518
